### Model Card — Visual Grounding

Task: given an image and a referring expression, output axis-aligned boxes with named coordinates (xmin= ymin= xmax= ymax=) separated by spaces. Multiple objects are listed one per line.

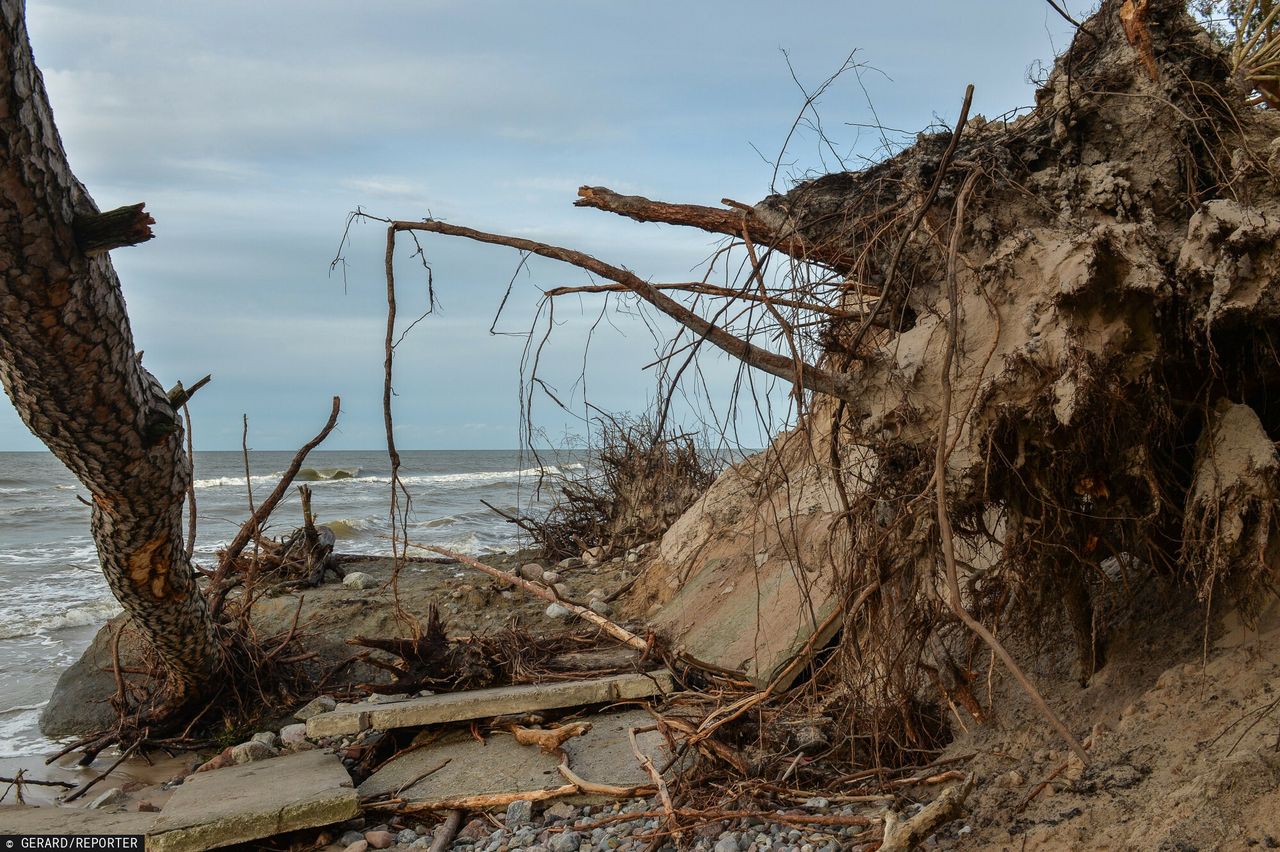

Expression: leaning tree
xmin=0 ymin=0 xmax=222 ymax=706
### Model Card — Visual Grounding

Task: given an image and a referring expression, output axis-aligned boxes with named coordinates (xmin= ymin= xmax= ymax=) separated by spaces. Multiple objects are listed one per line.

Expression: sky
xmin=1 ymin=1 xmax=1089 ymax=451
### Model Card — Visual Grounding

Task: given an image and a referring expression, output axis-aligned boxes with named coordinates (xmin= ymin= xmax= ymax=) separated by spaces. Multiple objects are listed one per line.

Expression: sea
xmin=0 ymin=449 xmax=569 ymax=758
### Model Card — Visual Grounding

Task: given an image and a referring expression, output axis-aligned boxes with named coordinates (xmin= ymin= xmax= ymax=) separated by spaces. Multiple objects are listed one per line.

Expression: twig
xmin=422 ymin=546 xmax=649 ymax=652
xmin=217 ymin=396 xmax=342 ymax=572
xmin=629 ymin=726 xmax=677 ymax=838
xmin=64 ymin=738 xmax=142 ymax=802
xmin=879 ymin=774 xmax=975 ymax=852
xmin=429 ymin=809 xmax=465 ymax=852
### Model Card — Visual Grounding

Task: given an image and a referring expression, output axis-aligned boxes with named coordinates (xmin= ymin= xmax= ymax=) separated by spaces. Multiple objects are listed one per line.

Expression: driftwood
xmin=423 ymin=546 xmax=650 ymax=652
xmin=878 ymin=774 xmax=974 ymax=852
xmin=428 ymin=809 xmax=465 ymax=852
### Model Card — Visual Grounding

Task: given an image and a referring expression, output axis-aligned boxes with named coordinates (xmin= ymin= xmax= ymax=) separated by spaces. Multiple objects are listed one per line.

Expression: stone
xmin=589 ymin=600 xmax=613 ymax=616
xmin=558 ymin=557 xmax=585 ymax=569
xmin=520 ymin=563 xmax=545 ymax=581
xmin=397 ymin=828 xmax=419 ymax=844
xmin=549 ymin=831 xmax=581 ymax=852
xmin=364 ymin=829 xmax=395 ymax=849
xmin=340 ymin=830 xmax=366 ymax=845
xmin=995 ymin=770 xmax=1025 ymax=788
xmin=459 ymin=817 xmax=492 ymax=840
xmin=344 ymin=842 xmax=368 ymax=852
xmin=507 ymin=798 xmax=535 ymax=826
xmin=280 ymin=722 xmax=313 ymax=750
xmin=583 ymin=546 xmax=605 ymax=561
xmin=231 ymin=739 xmax=276 ymax=764
xmin=542 ymin=570 xmax=562 ymax=585
xmin=137 ymin=801 xmax=160 ymax=813
xmin=308 ymin=670 xmax=675 ymax=737
xmin=343 ymin=571 xmax=377 ymax=590
xmin=148 ymin=749 xmax=358 ymax=852
xmin=544 ymin=802 xmax=577 ymax=822
xmin=546 ymin=603 xmax=573 ymax=620
xmin=295 ymin=694 xmax=337 ymax=721
xmin=88 ymin=787 xmax=126 ymax=809
xmin=715 ymin=837 xmax=742 ymax=852
xmin=251 ymin=731 xmax=278 ymax=748
xmin=553 ymin=583 xmax=570 ymax=598
xmin=586 ymin=588 xmax=606 ymax=600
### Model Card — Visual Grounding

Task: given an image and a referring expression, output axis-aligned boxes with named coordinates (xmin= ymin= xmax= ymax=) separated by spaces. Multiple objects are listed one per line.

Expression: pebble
xmin=343 ymin=842 xmax=368 ymax=852
xmin=396 ymin=828 xmax=419 ymax=844
xmin=541 ymin=570 xmax=563 ymax=585
xmin=230 ymin=740 xmax=275 ymax=764
xmin=545 ymin=603 xmax=572 ymax=620
xmin=714 ymin=835 xmax=742 ymax=852
xmin=506 ymin=798 xmax=534 ymax=826
xmin=589 ymin=599 xmax=613 ymax=616
xmin=520 ymin=563 xmax=544 ymax=581
xmin=251 ymin=731 xmax=278 ymax=748
xmin=548 ymin=830 xmax=580 ymax=851
xmin=294 ymin=694 xmax=336 ymax=720
xmin=279 ymin=722 xmax=312 ymax=750
xmin=342 ymin=571 xmax=377 ymax=590
xmin=558 ymin=557 xmax=585 ymax=569
xmin=364 ymin=829 xmax=395 ymax=849
xmin=339 ymin=831 xmax=365 ymax=846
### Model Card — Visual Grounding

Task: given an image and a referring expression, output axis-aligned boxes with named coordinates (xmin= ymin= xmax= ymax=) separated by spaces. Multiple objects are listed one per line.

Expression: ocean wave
xmin=0 ymin=599 xmax=121 ymax=640
xmin=194 ymin=465 xmax=571 ymax=490
xmin=295 ymin=467 xmax=361 ymax=481
xmin=323 ymin=517 xmax=376 ymax=539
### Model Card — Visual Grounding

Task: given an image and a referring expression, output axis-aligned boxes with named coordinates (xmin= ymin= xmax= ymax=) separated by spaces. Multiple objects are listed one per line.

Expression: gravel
xmin=325 ymin=796 xmax=876 ymax=852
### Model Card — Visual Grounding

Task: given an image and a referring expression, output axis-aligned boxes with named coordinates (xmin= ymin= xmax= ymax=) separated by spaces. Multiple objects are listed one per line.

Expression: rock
xmin=343 ymin=571 xmax=377 ymax=590
xmin=251 ymin=731 xmax=278 ymax=748
xmin=995 ymin=769 xmax=1025 ymax=788
xmin=542 ymin=570 xmax=563 ymax=585
xmin=231 ymin=739 xmax=276 ymax=764
xmin=340 ymin=831 xmax=366 ymax=846
xmin=506 ymin=798 xmax=535 ymax=826
xmin=586 ymin=588 xmax=606 ymax=600
xmin=583 ymin=546 xmax=605 ymax=561
xmin=625 ymin=550 xmax=639 ymax=563
xmin=589 ymin=599 xmax=613 ymax=616
xmin=544 ymin=802 xmax=577 ymax=822
xmin=396 ymin=828 xmax=419 ymax=844
xmin=295 ymin=695 xmax=337 ymax=720
xmin=552 ymin=583 xmax=570 ymax=598
xmin=136 ymin=801 xmax=160 ymax=813
xmin=545 ymin=603 xmax=573 ymax=620
xmin=344 ymin=842 xmax=368 ymax=852
xmin=280 ymin=722 xmax=313 ymax=750
xmin=368 ymin=692 xmax=409 ymax=703
xmin=88 ymin=787 xmax=126 ymax=810
xmin=459 ymin=818 xmax=492 ymax=840
xmin=802 ymin=797 xmax=829 ymax=810
xmin=520 ymin=563 xmax=545 ymax=581
xmin=364 ymin=829 xmax=395 ymax=849
xmin=558 ymin=557 xmax=585 ymax=569
xmin=715 ymin=836 xmax=742 ymax=852
xmin=549 ymin=830 xmax=581 ymax=852
xmin=194 ymin=746 xmax=236 ymax=773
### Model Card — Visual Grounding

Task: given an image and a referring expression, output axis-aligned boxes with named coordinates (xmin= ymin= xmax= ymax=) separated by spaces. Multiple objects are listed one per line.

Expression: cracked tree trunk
xmin=0 ymin=0 xmax=222 ymax=699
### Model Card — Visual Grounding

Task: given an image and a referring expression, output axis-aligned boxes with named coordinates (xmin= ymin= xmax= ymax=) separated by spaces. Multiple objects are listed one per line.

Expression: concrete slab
xmin=147 ymin=749 xmax=357 ymax=852
xmin=307 ymin=670 xmax=675 ymax=738
xmin=357 ymin=708 xmax=674 ymax=810
xmin=561 ymin=709 xmax=673 ymax=789
xmin=0 ymin=805 xmax=156 ymax=836
xmin=357 ymin=732 xmax=564 ymax=803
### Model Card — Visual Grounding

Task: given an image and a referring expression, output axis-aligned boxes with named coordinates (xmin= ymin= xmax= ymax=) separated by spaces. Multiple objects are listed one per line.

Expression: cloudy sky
xmin=1 ymin=1 xmax=1087 ymax=450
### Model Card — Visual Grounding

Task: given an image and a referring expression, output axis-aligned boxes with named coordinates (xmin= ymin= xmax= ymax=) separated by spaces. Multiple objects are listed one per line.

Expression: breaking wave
xmin=0 ymin=598 xmax=121 ymax=640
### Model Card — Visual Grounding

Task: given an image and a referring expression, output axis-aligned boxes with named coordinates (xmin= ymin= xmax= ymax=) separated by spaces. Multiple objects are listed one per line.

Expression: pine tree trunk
xmin=0 ymin=0 xmax=222 ymax=698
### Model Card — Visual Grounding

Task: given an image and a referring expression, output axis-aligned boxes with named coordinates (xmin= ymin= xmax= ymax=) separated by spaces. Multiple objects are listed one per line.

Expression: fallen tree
xmin=371 ymin=0 xmax=1280 ymax=775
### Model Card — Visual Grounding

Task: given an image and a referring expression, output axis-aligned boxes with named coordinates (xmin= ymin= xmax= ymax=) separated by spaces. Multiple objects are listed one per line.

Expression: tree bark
xmin=0 ymin=0 xmax=222 ymax=698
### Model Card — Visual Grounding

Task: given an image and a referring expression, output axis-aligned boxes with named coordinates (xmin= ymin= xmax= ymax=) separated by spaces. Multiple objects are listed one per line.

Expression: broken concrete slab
xmin=0 ymin=804 xmax=156 ymax=836
xmin=307 ymin=669 xmax=675 ymax=738
xmin=358 ymin=732 xmax=563 ymax=804
xmin=560 ymin=708 xmax=674 ymax=789
xmin=358 ymin=709 xmax=674 ymax=811
xmin=148 ymin=749 xmax=357 ymax=852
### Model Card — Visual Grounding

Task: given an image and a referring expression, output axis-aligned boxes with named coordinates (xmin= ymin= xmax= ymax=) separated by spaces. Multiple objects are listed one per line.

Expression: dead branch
xmin=878 ymin=773 xmax=974 ymax=852
xmin=428 ymin=809 xmax=465 ymax=852
xmin=370 ymin=784 xmax=579 ymax=814
xmin=217 ymin=396 xmax=341 ymax=572
xmin=72 ymin=202 xmax=154 ymax=255
xmin=388 ymin=219 xmax=859 ymax=402
xmin=509 ymin=721 xmax=591 ymax=753
xmin=423 ymin=546 xmax=650 ymax=652
xmin=556 ymin=759 xmax=655 ymax=798
xmin=545 ymin=281 xmax=873 ymax=321
xmin=574 ymin=186 xmax=856 ymax=272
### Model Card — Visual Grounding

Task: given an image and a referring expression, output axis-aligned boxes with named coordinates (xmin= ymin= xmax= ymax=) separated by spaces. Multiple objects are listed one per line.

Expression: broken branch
xmin=73 ymin=202 xmax=155 ymax=255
